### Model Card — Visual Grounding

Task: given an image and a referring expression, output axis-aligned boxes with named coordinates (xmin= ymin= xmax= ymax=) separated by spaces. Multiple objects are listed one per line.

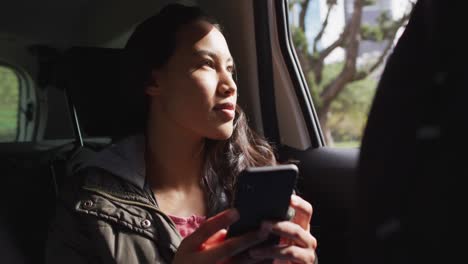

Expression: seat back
xmin=0 ymin=142 xmax=65 ymax=264
xmin=355 ymin=1 xmax=466 ymax=263
xmin=0 ymin=46 xmax=143 ymax=263
xmin=49 ymin=46 xmax=147 ymax=188
xmin=55 ymin=47 xmax=146 ymax=141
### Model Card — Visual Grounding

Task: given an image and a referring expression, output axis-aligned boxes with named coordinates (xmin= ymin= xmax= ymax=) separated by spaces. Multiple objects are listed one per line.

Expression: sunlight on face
xmin=148 ymin=20 xmax=237 ymax=140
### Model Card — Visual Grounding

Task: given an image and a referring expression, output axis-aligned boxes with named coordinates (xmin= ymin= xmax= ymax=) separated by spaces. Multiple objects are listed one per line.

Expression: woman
xmin=46 ymin=3 xmax=317 ymax=264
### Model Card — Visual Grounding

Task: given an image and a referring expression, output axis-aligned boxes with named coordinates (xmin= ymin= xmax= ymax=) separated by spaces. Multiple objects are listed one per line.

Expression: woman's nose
xmin=218 ymin=72 xmax=237 ymax=96
xmin=220 ymin=83 xmax=236 ymax=96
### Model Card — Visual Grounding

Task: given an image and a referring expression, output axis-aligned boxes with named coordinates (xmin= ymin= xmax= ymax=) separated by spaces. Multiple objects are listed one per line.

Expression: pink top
xmin=168 ymin=214 xmax=206 ymax=238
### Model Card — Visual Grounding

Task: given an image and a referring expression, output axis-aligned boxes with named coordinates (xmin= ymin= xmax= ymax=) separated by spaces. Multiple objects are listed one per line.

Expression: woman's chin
xmin=207 ymin=127 xmax=233 ymax=140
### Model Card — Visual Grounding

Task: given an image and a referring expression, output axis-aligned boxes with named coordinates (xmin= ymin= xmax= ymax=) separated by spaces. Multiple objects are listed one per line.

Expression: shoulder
xmin=46 ymin=167 xmax=165 ymax=263
xmin=59 ymin=167 xmax=152 ymax=208
xmin=52 ymin=167 xmax=157 ymax=238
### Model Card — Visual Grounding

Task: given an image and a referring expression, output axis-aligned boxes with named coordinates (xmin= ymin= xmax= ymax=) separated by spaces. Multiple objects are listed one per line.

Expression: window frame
xmin=254 ymin=0 xmax=325 ymax=149
xmin=0 ymin=61 xmax=36 ymax=142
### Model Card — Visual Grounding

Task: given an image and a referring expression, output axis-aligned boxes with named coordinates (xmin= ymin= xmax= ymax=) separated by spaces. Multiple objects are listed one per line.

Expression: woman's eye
xmin=227 ymin=65 xmax=236 ymax=76
xmin=202 ymin=59 xmax=215 ymax=68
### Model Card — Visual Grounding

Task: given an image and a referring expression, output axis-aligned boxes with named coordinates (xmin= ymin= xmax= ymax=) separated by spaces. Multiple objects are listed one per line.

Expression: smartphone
xmin=226 ymin=164 xmax=299 ymax=246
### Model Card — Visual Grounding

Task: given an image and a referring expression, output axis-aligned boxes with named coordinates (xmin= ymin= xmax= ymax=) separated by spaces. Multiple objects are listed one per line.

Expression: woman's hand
xmin=172 ymin=208 xmax=271 ymax=264
xmin=248 ymin=194 xmax=318 ymax=264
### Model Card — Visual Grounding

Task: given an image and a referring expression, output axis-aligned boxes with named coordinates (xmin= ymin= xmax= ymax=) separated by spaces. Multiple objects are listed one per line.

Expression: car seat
xmin=0 ymin=46 xmax=144 ymax=264
xmin=50 ymin=46 xmax=146 ymax=190
xmin=354 ymin=1 xmax=466 ymax=263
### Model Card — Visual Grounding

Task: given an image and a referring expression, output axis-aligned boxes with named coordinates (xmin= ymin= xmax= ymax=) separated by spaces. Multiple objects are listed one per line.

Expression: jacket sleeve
xmin=45 ymin=199 xmax=100 ymax=264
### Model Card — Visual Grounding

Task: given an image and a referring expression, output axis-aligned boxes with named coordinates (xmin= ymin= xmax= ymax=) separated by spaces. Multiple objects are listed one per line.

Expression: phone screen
xmin=226 ymin=164 xmax=298 ymax=246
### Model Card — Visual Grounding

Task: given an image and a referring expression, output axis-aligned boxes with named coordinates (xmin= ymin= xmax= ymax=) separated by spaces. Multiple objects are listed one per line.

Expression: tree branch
xmin=353 ymin=10 xmax=412 ymax=81
xmin=311 ymin=23 xmax=350 ymax=84
xmin=299 ymin=0 xmax=311 ymax=33
xmin=312 ymin=3 xmax=334 ymax=54
xmin=318 ymin=26 xmax=348 ymax=59
xmin=353 ymin=37 xmax=392 ymax=81
xmin=320 ymin=0 xmax=363 ymax=105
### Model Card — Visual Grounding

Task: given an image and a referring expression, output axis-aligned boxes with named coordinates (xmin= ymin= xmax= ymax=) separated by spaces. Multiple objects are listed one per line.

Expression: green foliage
xmin=289 ymin=0 xmax=413 ymax=146
xmin=308 ymin=62 xmax=377 ymax=143
xmin=361 ymin=24 xmax=384 ymax=41
xmin=361 ymin=10 xmax=401 ymax=42
xmin=291 ymin=26 xmax=309 ymax=52
xmin=306 ymin=71 xmax=322 ymax=108
xmin=306 ymin=62 xmax=344 ymax=109
xmin=376 ymin=11 xmax=399 ymax=39
xmin=310 ymin=62 xmax=342 ymax=93
xmin=363 ymin=0 xmax=377 ymax=6
xmin=377 ymin=10 xmax=392 ymax=25
xmin=329 ymin=70 xmax=377 ymax=143
xmin=0 ymin=65 xmax=19 ymax=141
xmin=334 ymin=140 xmax=360 ymax=148
xmin=288 ymin=0 xmax=304 ymax=10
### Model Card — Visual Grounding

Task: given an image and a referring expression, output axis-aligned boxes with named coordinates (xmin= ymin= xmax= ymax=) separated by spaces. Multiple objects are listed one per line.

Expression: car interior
xmin=0 ymin=0 xmax=462 ymax=264
xmin=355 ymin=1 xmax=464 ymax=263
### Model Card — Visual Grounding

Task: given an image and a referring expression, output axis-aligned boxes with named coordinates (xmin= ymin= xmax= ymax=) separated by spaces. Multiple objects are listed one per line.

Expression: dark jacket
xmin=46 ymin=135 xmax=183 ymax=263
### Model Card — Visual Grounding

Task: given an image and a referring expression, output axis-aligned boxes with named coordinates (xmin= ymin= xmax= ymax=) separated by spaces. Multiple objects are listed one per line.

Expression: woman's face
xmin=147 ymin=19 xmax=237 ymax=140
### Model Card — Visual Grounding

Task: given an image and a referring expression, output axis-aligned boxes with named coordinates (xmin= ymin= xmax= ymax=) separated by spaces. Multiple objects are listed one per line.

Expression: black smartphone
xmin=226 ymin=164 xmax=299 ymax=246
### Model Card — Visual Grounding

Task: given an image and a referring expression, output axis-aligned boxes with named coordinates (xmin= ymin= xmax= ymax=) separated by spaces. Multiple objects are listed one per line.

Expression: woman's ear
xmin=145 ymin=70 xmax=161 ymax=96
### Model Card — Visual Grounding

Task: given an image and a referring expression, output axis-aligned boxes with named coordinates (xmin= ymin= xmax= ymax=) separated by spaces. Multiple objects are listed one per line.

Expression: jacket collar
xmin=82 ymin=134 xmax=146 ymax=189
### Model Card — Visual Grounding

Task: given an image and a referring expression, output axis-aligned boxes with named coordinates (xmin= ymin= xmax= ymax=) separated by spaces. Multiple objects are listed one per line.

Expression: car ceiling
xmin=0 ymin=0 xmax=92 ymax=43
xmin=0 ymin=0 xmax=201 ymax=47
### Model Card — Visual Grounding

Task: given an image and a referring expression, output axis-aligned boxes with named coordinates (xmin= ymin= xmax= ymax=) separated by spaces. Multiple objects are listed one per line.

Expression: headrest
xmin=53 ymin=47 xmax=146 ymax=140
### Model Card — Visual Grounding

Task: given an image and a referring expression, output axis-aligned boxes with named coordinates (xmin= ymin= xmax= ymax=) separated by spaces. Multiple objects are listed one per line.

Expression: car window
xmin=288 ymin=0 xmax=416 ymax=147
xmin=0 ymin=64 xmax=20 ymax=142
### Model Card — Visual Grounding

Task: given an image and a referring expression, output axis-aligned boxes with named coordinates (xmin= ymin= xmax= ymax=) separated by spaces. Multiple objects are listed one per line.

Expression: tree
xmin=290 ymin=0 xmax=414 ymax=145
xmin=0 ymin=66 xmax=19 ymax=140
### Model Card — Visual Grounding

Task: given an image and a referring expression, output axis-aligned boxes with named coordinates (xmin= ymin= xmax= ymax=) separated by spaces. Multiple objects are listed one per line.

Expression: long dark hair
xmin=125 ymin=4 xmax=277 ymax=215
xmin=204 ymin=106 xmax=277 ymax=215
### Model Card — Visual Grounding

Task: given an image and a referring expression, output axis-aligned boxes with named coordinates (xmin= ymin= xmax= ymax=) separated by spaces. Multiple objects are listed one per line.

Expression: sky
xmin=295 ymin=0 xmax=414 ymax=63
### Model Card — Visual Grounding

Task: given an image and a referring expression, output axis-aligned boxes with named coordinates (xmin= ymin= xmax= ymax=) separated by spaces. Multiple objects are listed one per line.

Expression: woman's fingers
xmin=184 ymin=208 xmax=239 ymax=250
xmin=199 ymin=229 xmax=227 ymax=250
xmin=205 ymin=225 xmax=272 ymax=261
xmin=264 ymin=221 xmax=316 ymax=249
xmin=178 ymin=196 xmax=316 ymax=264
xmin=290 ymin=194 xmax=313 ymax=232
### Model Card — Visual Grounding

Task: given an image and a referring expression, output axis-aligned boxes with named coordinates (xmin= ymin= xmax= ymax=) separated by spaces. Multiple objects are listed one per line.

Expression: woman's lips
xmin=214 ymin=103 xmax=235 ymax=110
xmin=214 ymin=103 xmax=235 ymax=120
